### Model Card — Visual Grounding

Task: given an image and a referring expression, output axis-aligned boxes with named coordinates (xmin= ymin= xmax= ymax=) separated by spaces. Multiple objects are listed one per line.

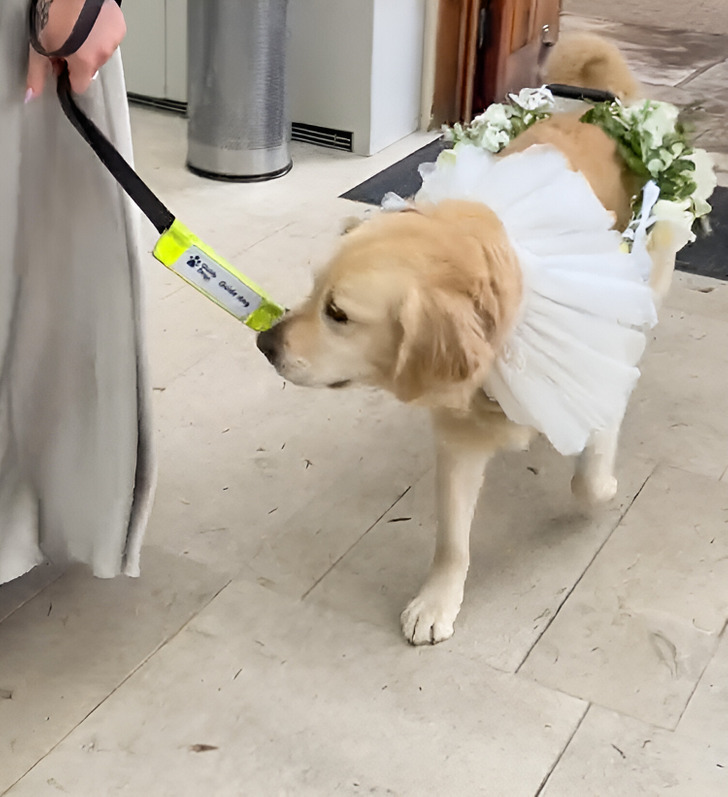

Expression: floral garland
xmin=443 ymin=87 xmax=716 ymax=250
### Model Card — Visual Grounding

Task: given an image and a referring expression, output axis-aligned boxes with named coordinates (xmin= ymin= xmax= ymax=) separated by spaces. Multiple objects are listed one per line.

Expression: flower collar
xmin=444 ymin=88 xmax=717 ymax=252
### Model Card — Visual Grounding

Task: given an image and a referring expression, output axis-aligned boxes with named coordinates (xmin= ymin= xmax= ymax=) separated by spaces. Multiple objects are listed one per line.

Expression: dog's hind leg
xmin=401 ymin=413 xmax=494 ymax=645
xmin=571 ymin=422 xmax=621 ymax=505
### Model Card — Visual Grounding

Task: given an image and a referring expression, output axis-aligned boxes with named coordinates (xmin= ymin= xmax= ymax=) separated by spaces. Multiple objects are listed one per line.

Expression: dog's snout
xmin=257 ymin=324 xmax=282 ymax=366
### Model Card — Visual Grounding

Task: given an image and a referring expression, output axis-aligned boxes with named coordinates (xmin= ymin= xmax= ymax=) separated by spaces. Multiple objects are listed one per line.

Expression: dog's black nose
xmin=256 ymin=325 xmax=280 ymax=366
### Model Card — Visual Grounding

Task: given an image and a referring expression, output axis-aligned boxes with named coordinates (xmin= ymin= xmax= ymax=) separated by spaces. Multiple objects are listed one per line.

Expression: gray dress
xmin=0 ymin=0 xmax=154 ymax=583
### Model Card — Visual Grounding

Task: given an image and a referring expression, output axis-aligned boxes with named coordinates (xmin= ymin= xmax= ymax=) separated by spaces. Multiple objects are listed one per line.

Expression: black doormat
xmin=677 ymin=185 xmax=728 ymax=280
xmin=340 ymin=138 xmax=447 ymax=206
xmin=341 ymin=143 xmax=727 ymax=282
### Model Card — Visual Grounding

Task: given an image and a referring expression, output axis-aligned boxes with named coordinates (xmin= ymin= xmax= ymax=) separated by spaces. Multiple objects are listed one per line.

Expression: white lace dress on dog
xmin=399 ymin=142 xmax=658 ymax=456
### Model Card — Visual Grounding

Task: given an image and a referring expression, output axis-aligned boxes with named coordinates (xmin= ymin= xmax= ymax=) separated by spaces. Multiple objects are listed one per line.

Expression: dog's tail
xmin=543 ymin=32 xmax=641 ymax=103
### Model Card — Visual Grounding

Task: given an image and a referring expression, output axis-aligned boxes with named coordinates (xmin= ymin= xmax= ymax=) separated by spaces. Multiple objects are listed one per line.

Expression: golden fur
xmin=504 ymin=112 xmax=642 ymax=230
xmin=257 ymin=34 xmax=681 ymax=645
xmin=261 ymin=202 xmax=523 ymax=409
xmin=543 ymin=31 xmax=642 ymax=103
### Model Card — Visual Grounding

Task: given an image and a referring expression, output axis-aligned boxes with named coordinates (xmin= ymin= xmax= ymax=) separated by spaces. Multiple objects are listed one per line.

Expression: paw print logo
xmin=186 ymin=252 xmax=216 ymax=281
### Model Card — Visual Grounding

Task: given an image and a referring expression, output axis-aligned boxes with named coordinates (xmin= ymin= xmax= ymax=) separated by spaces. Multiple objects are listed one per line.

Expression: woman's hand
xmin=26 ymin=0 xmax=126 ymax=100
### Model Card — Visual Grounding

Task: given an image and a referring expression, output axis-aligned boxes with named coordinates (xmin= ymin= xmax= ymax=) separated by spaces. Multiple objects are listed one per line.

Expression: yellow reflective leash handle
xmin=154 ymin=221 xmax=284 ymax=332
xmin=55 ymin=65 xmax=284 ymax=331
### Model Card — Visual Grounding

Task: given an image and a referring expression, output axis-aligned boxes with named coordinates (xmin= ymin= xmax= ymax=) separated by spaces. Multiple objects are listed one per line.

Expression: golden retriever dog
xmin=257 ymin=34 xmax=682 ymax=645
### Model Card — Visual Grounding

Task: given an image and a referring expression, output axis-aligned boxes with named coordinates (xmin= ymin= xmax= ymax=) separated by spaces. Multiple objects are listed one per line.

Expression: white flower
xmin=640 ymin=101 xmax=680 ymax=149
xmin=688 ymin=148 xmax=717 ymax=217
xmin=478 ymin=102 xmax=511 ymax=129
xmin=442 ymin=125 xmax=456 ymax=142
xmin=646 ymin=158 xmax=663 ymax=177
xmin=437 ymin=149 xmax=458 ymax=167
xmin=508 ymin=86 xmax=554 ymax=112
xmin=647 ymin=147 xmax=677 ymax=176
xmin=479 ymin=126 xmax=511 ymax=152
xmin=653 ymin=198 xmax=696 ymax=248
xmin=621 ymin=101 xmax=647 ymax=124
xmin=660 ymin=149 xmax=676 ymax=170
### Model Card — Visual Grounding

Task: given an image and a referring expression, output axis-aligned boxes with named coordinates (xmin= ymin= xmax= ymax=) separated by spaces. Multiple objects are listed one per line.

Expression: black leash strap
xmin=32 ymin=0 xmax=174 ymax=233
xmin=29 ymin=1 xmax=172 ymax=231
xmin=34 ymin=1 xmax=285 ymax=331
xmin=29 ymin=0 xmax=121 ymax=58
xmin=56 ymin=65 xmax=176 ymax=234
xmin=546 ymin=84 xmax=617 ymax=104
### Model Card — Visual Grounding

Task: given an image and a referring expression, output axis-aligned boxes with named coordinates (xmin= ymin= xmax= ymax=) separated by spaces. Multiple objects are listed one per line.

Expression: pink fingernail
xmin=24 ymin=88 xmax=36 ymax=104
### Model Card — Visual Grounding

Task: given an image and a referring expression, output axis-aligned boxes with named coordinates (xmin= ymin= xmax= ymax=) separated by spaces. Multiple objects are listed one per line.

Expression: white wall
xmin=290 ymin=0 xmax=426 ymax=155
xmin=122 ymin=0 xmax=187 ymax=103
xmin=165 ymin=0 xmax=188 ymax=102
xmin=287 ymin=0 xmax=376 ymax=153
xmin=121 ymin=0 xmax=166 ymax=98
xmin=370 ymin=0 xmax=426 ymax=154
xmin=123 ymin=0 xmax=427 ymax=155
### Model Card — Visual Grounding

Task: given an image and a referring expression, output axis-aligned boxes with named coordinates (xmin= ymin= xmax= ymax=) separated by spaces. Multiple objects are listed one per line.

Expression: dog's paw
xmin=400 ymin=589 xmax=462 ymax=646
xmin=571 ymin=472 xmax=618 ymax=505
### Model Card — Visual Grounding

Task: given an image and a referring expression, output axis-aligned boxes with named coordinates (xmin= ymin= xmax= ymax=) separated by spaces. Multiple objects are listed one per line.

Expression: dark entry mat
xmin=677 ymin=186 xmax=728 ymax=280
xmin=340 ymin=138 xmax=447 ymax=206
xmin=341 ymin=144 xmax=727 ymax=282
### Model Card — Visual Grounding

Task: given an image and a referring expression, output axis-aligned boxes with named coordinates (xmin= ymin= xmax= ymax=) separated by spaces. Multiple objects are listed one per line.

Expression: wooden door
xmin=431 ymin=0 xmax=561 ymax=126
xmin=475 ymin=0 xmax=561 ymax=113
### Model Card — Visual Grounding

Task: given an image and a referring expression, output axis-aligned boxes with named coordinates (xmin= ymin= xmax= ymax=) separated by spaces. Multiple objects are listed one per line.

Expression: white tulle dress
xmin=387 ymin=142 xmax=658 ymax=456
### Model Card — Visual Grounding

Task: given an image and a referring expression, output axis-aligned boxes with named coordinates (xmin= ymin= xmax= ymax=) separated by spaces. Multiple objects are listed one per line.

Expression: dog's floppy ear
xmin=392 ymin=286 xmax=497 ymax=405
xmin=390 ymin=211 xmax=522 ymax=405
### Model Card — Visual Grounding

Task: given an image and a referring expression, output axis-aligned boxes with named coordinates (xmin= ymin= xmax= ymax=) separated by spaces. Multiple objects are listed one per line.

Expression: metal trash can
xmin=187 ymin=0 xmax=292 ymax=181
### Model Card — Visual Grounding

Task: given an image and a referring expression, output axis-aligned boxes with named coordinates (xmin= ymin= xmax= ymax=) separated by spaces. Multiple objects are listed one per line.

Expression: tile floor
xmin=2 ymin=10 xmax=728 ymax=797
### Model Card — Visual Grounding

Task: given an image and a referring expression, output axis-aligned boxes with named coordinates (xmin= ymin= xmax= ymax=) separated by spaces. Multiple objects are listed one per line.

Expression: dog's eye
xmin=325 ymin=301 xmax=349 ymax=324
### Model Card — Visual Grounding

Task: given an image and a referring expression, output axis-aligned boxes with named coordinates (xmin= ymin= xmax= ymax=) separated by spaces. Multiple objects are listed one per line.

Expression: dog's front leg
xmin=401 ymin=414 xmax=492 ymax=645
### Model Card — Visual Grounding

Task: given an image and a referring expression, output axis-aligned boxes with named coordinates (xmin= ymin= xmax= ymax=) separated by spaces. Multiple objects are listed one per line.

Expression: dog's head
xmin=257 ymin=200 xmax=522 ymax=409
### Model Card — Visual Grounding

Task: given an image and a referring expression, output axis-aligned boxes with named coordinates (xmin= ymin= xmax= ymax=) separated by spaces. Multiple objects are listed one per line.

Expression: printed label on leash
xmin=153 ymin=219 xmax=284 ymax=331
xmin=169 ymin=246 xmax=263 ymax=320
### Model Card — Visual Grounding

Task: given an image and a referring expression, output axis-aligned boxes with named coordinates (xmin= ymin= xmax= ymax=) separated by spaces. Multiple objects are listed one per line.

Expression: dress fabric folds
xmin=0 ymin=0 xmax=154 ymax=584
xmin=412 ymin=142 xmax=658 ymax=456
